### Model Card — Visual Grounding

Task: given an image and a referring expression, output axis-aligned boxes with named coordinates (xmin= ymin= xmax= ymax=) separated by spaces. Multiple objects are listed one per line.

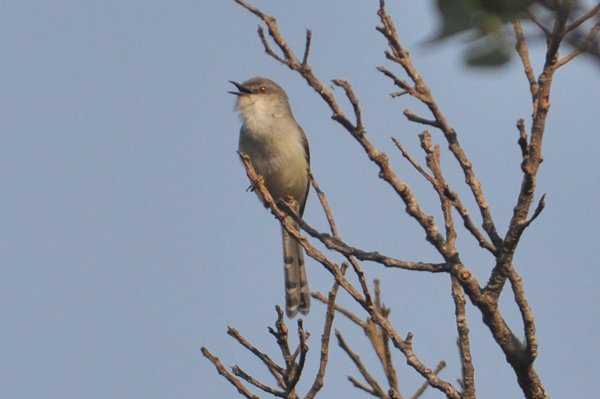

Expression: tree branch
xmin=201 ymin=347 xmax=260 ymax=399
xmin=450 ymin=278 xmax=475 ymax=399
xmin=304 ymin=264 xmax=347 ymax=399
xmin=337 ymin=330 xmax=388 ymax=398
xmin=409 ymin=361 xmax=446 ymax=399
xmin=228 ymin=326 xmax=286 ymax=388
xmin=513 ymin=20 xmax=538 ymax=102
xmin=557 ymin=20 xmax=600 ymax=68
xmin=377 ymin=0 xmax=503 ymax=249
xmin=232 ymin=365 xmax=287 ymax=397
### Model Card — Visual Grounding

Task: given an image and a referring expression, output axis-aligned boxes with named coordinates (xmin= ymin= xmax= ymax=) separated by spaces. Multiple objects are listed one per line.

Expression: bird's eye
xmin=259 ymin=86 xmax=266 ymax=93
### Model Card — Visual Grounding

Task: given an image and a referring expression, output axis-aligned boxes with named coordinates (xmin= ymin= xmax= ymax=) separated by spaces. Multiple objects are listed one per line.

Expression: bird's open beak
xmin=228 ymin=80 xmax=252 ymax=96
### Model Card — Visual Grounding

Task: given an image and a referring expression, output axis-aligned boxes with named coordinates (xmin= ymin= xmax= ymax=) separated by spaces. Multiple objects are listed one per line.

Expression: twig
xmin=349 ymin=257 xmax=374 ymax=308
xmin=557 ymin=20 xmax=600 ymax=68
xmin=201 ymin=347 xmax=260 ymax=399
xmin=513 ymin=20 xmax=538 ymax=102
xmin=565 ymin=3 xmax=600 ymax=33
xmin=526 ymin=10 xmax=551 ymax=37
xmin=393 ymin=137 xmax=495 ymax=253
xmin=302 ymin=29 xmax=312 ymax=67
xmin=287 ymin=319 xmax=309 ymax=392
xmin=232 ymin=365 xmax=287 ymax=397
xmin=312 ymin=291 xmax=368 ymax=329
xmin=403 ymin=109 xmax=441 ymax=129
xmin=391 ymin=137 xmax=435 ymax=185
xmin=503 ymin=7 xmax=567 ymax=256
xmin=274 ymin=196 xmax=449 ymax=273
xmin=409 ymin=361 xmax=446 ymax=399
xmin=257 ymin=25 xmax=286 ymax=64
xmin=377 ymin=66 xmax=417 ymax=98
xmin=524 ymin=194 xmax=546 ymax=228
xmin=309 ymin=172 xmax=339 ymax=238
xmin=302 ymin=185 xmax=372 ymax=348
xmin=377 ymin=5 xmax=501 ymax=250
xmin=377 ymin=0 xmax=503 ymax=249
xmin=305 ymin=265 xmax=347 ymax=399
xmin=507 ymin=264 xmax=538 ymax=362
xmin=336 ymin=330 xmax=387 ymax=398
xmin=228 ymin=327 xmax=286 ymax=388
xmin=269 ymin=306 xmax=293 ymax=374
xmin=331 ymin=79 xmax=364 ymax=135
xmin=419 ymin=131 xmax=456 ymax=248
xmin=451 ymin=278 xmax=475 ymax=399
xmin=348 ymin=375 xmax=380 ymax=397
xmin=374 ymin=280 xmax=401 ymax=399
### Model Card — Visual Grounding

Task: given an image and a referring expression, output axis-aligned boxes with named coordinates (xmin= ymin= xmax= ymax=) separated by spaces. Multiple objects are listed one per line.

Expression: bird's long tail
xmin=282 ymin=220 xmax=310 ymax=318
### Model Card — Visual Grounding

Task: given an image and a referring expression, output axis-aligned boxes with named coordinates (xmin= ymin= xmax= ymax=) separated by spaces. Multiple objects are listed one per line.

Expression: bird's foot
xmin=246 ymin=174 xmax=265 ymax=192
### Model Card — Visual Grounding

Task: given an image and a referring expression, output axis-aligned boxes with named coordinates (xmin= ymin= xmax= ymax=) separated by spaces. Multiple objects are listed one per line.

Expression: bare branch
xmin=228 ymin=327 xmax=286 ymax=387
xmin=257 ymin=25 xmax=286 ymax=64
xmin=374 ymin=280 xmax=401 ymax=398
xmin=377 ymin=0 xmax=503 ymax=249
xmin=377 ymin=66 xmax=417 ymax=97
xmin=374 ymin=317 xmax=460 ymax=398
xmin=268 ymin=306 xmax=294 ymax=375
xmin=305 ymin=265 xmax=347 ymax=399
xmin=513 ymin=20 xmax=538 ymax=102
xmin=232 ymin=365 xmax=287 ymax=397
xmin=526 ymin=10 xmax=552 ymax=37
xmin=450 ymin=278 xmax=475 ymax=399
xmin=336 ymin=330 xmax=388 ymax=398
xmin=391 ymin=137 xmax=435 ymax=186
xmin=507 ymin=265 xmax=538 ymax=362
xmin=201 ymin=347 xmax=260 ymax=399
xmin=419 ymin=132 xmax=456 ymax=247
xmin=309 ymin=172 xmax=339 ymax=238
xmin=409 ymin=361 xmax=446 ymax=399
xmin=301 ymin=29 xmax=312 ymax=67
xmin=504 ymin=9 xmax=568 ymax=257
xmin=524 ymin=194 xmax=546 ymax=228
xmin=566 ymin=3 xmax=600 ymax=33
xmin=349 ymin=257 xmax=374 ymax=309
xmin=403 ymin=109 xmax=441 ymax=129
xmin=312 ymin=290 xmax=368 ymax=329
xmin=331 ymin=79 xmax=364 ymax=135
xmin=393 ymin=137 xmax=496 ymax=253
xmin=348 ymin=375 xmax=380 ymax=397
xmin=287 ymin=319 xmax=309 ymax=392
xmin=274 ymin=197 xmax=449 ymax=273
xmin=557 ymin=20 xmax=600 ymax=68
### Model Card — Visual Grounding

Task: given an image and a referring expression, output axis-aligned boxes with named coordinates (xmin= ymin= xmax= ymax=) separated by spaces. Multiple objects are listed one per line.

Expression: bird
xmin=229 ymin=77 xmax=311 ymax=318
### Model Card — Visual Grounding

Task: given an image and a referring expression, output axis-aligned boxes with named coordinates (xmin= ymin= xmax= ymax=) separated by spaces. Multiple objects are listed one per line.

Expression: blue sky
xmin=1 ymin=1 xmax=599 ymax=398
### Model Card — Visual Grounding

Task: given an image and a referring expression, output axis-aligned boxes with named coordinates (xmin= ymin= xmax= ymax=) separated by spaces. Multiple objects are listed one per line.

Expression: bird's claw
xmin=247 ymin=174 xmax=265 ymax=192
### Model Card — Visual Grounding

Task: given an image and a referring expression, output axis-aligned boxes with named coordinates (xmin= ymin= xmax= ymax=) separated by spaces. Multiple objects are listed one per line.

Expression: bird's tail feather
xmin=282 ymin=220 xmax=310 ymax=318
